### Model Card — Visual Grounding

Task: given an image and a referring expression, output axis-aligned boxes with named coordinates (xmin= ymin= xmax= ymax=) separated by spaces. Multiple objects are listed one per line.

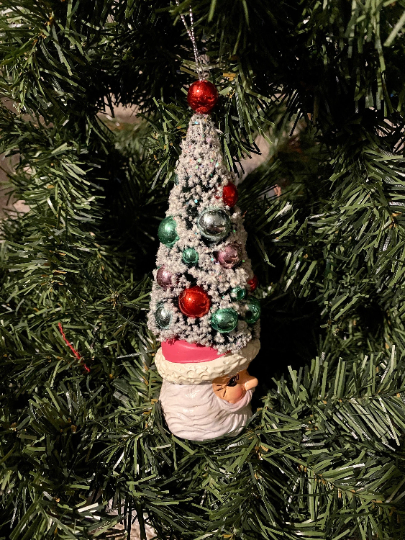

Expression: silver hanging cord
xmin=175 ymin=1 xmax=204 ymax=80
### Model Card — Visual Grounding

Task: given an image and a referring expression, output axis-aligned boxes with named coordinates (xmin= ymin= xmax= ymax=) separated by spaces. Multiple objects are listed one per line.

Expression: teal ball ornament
xmin=230 ymin=286 xmax=246 ymax=301
xmin=182 ymin=247 xmax=199 ymax=266
xmin=197 ymin=207 xmax=231 ymax=242
xmin=155 ymin=302 xmax=173 ymax=329
xmin=158 ymin=216 xmax=179 ymax=248
xmin=244 ymin=297 xmax=261 ymax=325
xmin=211 ymin=308 xmax=238 ymax=333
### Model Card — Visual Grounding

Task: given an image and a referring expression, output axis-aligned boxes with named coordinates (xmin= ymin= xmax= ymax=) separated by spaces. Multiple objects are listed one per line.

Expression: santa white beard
xmin=159 ymin=380 xmax=254 ymax=441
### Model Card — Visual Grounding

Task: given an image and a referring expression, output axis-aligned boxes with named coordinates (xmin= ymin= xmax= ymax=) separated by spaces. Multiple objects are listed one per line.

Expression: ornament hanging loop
xmin=175 ymin=1 xmax=205 ymax=80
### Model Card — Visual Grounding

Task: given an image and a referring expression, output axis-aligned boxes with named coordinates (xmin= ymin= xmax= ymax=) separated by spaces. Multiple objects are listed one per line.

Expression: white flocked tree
xmin=148 ymin=113 xmax=261 ymax=354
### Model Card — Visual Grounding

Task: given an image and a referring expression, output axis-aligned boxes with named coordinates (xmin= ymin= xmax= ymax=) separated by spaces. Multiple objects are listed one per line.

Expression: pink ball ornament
xmin=157 ymin=266 xmax=179 ymax=289
xmin=216 ymin=243 xmax=242 ymax=269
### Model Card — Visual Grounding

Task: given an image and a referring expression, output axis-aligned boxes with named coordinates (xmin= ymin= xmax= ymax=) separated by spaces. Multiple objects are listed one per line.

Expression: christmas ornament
xmin=243 ymin=297 xmax=261 ymax=325
xmin=216 ymin=243 xmax=242 ymax=269
xmin=182 ymin=247 xmax=199 ymax=266
xmin=197 ymin=207 xmax=231 ymax=242
xmin=179 ymin=286 xmax=210 ymax=318
xmin=155 ymin=302 xmax=173 ymax=329
xmin=230 ymin=286 xmax=246 ymax=301
xmin=158 ymin=216 xmax=179 ymax=248
xmin=147 ymin=3 xmax=260 ymax=441
xmin=247 ymin=275 xmax=259 ymax=292
xmin=211 ymin=308 xmax=238 ymax=333
xmin=223 ymin=182 xmax=238 ymax=207
xmin=157 ymin=266 xmax=178 ymax=289
xmin=187 ymin=80 xmax=219 ymax=114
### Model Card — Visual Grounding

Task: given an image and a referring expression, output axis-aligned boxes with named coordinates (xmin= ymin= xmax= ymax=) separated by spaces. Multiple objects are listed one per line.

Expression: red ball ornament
xmin=187 ymin=80 xmax=219 ymax=114
xmin=247 ymin=275 xmax=259 ymax=292
xmin=179 ymin=286 xmax=211 ymax=318
xmin=223 ymin=182 xmax=238 ymax=207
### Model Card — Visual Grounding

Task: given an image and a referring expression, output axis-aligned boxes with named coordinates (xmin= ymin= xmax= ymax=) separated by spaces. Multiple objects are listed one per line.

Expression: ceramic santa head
xmin=156 ymin=339 xmax=260 ymax=441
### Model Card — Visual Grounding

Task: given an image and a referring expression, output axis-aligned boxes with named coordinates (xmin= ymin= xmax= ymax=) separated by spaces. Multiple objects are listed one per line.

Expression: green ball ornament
xmin=182 ymin=247 xmax=199 ymax=266
xmin=158 ymin=216 xmax=179 ymax=248
xmin=197 ymin=207 xmax=231 ymax=242
xmin=244 ymin=297 xmax=261 ymax=325
xmin=211 ymin=308 xmax=238 ymax=333
xmin=230 ymin=286 xmax=247 ymax=301
xmin=155 ymin=301 xmax=173 ymax=329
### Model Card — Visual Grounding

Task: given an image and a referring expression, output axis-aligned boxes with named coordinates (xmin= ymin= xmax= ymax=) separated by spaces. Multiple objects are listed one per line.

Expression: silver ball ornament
xmin=155 ymin=302 xmax=173 ymax=329
xmin=197 ymin=207 xmax=231 ymax=242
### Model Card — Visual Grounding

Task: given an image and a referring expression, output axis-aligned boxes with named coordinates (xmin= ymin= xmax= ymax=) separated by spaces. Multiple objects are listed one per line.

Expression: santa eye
xmin=227 ymin=376 xmax=238 ymax=387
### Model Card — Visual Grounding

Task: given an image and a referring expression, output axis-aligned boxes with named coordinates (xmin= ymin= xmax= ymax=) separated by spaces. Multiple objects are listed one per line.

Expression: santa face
xmin=159 ymin=370 xmax=257 ymax=441
xmin=212 ymin=369 xmax=258 ymax=404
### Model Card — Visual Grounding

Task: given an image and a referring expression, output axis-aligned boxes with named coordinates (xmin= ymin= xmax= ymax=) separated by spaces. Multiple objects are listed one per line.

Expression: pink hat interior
xmin=162 ymin=340 xmax=227 ymax=364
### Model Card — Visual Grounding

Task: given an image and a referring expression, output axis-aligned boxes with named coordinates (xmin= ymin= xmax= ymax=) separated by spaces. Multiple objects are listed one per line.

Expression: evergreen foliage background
xmin=1 ymin=1 xmax=405 ymax=538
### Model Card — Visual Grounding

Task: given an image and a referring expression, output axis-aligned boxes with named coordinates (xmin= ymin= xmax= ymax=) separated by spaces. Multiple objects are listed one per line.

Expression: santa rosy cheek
xmin=226 ymin=386 xmax=246 ymax=403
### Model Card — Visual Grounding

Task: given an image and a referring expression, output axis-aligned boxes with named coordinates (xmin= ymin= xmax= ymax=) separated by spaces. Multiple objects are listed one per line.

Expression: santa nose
xmin=244 ymin=376 xmax=258 ymax=391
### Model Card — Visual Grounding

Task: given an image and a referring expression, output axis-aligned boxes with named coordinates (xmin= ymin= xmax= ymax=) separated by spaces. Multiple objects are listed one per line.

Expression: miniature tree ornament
xmin=147 ymin=79 xmax=261 ymax=440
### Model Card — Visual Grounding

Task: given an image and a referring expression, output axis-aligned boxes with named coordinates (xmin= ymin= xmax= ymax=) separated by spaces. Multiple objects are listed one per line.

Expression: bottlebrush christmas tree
xmin=147 ymin=112 xmax=260 ymax=352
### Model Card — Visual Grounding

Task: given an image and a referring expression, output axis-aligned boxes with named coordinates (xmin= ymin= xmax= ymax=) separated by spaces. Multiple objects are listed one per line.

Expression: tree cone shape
xmin=148 ymin=114 xmax=260 ymax=354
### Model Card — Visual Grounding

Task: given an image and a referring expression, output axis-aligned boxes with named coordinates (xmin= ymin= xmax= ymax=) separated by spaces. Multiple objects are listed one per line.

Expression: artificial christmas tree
xmin=1 ymin=1 xmax=405 ymax=539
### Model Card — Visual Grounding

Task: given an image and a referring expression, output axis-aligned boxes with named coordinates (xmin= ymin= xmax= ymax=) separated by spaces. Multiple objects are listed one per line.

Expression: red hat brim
xmin=162 ymin=340 xmax=226 ymax=364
